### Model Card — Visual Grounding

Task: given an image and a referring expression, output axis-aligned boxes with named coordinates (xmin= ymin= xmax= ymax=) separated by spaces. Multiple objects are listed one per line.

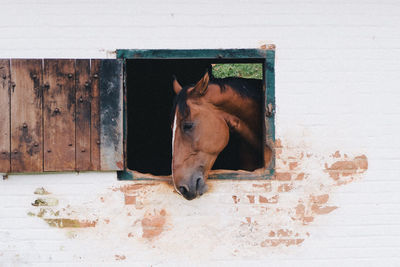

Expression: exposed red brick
xmin=275 ymin=148 xmax=282 ymax=159
xmin=275 ymin=139 xmax=283 ymax=148
xmin=247 ymin=195 xmax=255 ymax=204
xmin=124 ymin=194 xmax=136 ymax=205
xmin=277 ymin=229 xmax=292 ymax=237
xmin=114 ymin=183 xmax=157 ymax=193
xmin=269 ymin=231 xmax=275 ymax=237
xmin=274 ymin=172 xmax=291 ymax=181
xmin=252 ymin=183 xmax=272 ymax=191
xmin=355 ymin=155 xmax=368 ymax=170
xmin=311 ymin=194 xmax=329 ymax=204
xmin=232 ymin=195 xmax=239 ymax=204
xmin=303 ymin=217 xmax=314 ymax=224
xmin=278 ymin=183 xmax=293 ymax=192
xmin=141 ymin=209 xmax=167 ymax=239
xmin=296 ymin=204 xmax=305 ymax=216
xmin=325 ymin=154 xmax=368 ymax=183
xmin=295 ymin=172 xmax=305 ymax=180
xmin=289 ymin=162 xmax=298 ymax=170
xmin=259 ymin=195 xmax=278 ymax=204
xmin=311 ymin=204 xmax=337 ymax=215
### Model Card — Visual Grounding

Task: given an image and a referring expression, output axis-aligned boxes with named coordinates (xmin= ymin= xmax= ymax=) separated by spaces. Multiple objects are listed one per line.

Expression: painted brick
xmin=0 ymin=0 xmax=399 ymax=266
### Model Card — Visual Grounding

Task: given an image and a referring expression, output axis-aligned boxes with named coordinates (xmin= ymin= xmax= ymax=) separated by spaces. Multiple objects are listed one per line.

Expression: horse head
xmin=171 ymin=72 xmax=230 ymax=200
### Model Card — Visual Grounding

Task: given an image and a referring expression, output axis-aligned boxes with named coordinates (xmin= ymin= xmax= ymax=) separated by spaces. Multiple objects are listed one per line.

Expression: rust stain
xmin=141 ymin=209 xmax=167 ymax=239
xmin=232 ymin=195 xmax=239 ymax=204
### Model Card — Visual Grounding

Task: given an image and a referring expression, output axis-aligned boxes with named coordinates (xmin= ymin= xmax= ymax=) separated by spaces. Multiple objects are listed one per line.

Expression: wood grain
xmin=90 ymin=59 xmax=101 ymax=170
xmin=75 ymin=59 xmax=91 ymax=171
xmin=0 ymin=59 xmax=11 ymax=173
xmin=10 ymin=59 xmax=43 ymax=173
xmin=43 ymin=59 xmax=76 ymax=171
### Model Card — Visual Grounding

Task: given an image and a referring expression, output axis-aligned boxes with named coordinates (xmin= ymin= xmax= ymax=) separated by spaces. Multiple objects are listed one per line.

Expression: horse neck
xmin=207 ymin=84 xmax=263 ymax=148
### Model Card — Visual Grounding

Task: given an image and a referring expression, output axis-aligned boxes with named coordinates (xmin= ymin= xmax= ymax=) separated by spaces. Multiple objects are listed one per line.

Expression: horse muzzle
xmin=176 ymin=172 xmax=208 ymax=200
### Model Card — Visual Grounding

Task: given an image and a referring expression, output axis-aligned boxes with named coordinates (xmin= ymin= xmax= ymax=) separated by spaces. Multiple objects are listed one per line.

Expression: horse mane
xmin=171 ymin=76 xmax=263 ymax=122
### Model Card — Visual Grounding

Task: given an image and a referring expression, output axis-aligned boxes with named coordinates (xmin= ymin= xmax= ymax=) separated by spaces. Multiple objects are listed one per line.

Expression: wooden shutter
xmin=0 ymin=58 xmax=124 ymax=173
xmin=0 ymin=60 xmax=11 ymax=173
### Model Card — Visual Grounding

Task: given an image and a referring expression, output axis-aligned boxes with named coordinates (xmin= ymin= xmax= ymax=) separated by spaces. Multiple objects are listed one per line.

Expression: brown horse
xmin=171 ymin=71 xmax=272 ymax=200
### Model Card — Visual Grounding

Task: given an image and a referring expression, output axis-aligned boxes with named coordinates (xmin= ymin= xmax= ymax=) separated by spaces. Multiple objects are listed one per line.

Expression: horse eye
xmin=183 ymin=122 xmax=194 ymax=132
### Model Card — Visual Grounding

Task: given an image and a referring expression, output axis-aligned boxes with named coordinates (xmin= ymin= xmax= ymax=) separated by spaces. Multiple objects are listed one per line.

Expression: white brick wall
xmin=1 ymin=0 xmax=400 ymax=266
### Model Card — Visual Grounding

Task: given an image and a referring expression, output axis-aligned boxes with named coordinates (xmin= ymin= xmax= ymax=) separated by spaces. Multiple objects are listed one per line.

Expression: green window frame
xmin=117 ymin=48 xmax=275 ymax=180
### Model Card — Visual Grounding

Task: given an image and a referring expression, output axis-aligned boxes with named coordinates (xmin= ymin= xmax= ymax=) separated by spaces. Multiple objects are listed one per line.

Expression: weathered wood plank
xmin=43 ymin=59 xmax=75 ymax=171
xmin=10 ymin=59 xmax=43 ymax=173
xmin=99 ymin=59 xmax=124 ymax=170
xmin=0 ymin=59 xmax=11 ymax=173
xmin=75 ymin=59 xmax=91 ymax=171
xmin=90 ymin=59 xmax=101 ymax=170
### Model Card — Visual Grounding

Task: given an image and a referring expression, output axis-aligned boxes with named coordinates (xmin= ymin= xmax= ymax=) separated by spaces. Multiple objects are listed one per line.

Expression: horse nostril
xmin=196 ymin=177 xmax=202 ymax=190
xmin=178 ymin=186 xmax=189 ymax=196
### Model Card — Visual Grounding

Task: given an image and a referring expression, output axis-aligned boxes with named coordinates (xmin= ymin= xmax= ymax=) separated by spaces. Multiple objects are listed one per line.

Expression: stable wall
xmin=1 ymin=0 xmax=399 ymax=266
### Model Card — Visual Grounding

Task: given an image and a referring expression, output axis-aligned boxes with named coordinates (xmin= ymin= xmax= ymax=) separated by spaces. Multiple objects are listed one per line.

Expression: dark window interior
xmin=126 ymin=58 xmax=264 ymax=176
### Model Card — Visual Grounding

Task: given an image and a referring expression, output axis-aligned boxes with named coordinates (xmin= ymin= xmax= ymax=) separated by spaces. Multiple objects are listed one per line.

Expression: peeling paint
xmin=24 ymin=139 xmax=368 ymax=256
xmin=34 ymin=187 xmax=51 ymax=195
xmin=31 ymin=198 xmax=58 ymax=206
xmin=44 ymin=218 xmax=97 ymax=228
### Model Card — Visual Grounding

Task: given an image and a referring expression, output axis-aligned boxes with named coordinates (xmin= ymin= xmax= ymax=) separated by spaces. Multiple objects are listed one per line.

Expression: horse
xmin=171 ymin=71 xmax=272 ymax=200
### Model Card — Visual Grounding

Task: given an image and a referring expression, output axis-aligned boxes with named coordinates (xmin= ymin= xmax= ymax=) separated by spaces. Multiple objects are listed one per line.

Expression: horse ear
xmin=172 ymin=75 xmax=183 ymax=94
xmin=192 ymin=71 xmax=210 ymax=96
